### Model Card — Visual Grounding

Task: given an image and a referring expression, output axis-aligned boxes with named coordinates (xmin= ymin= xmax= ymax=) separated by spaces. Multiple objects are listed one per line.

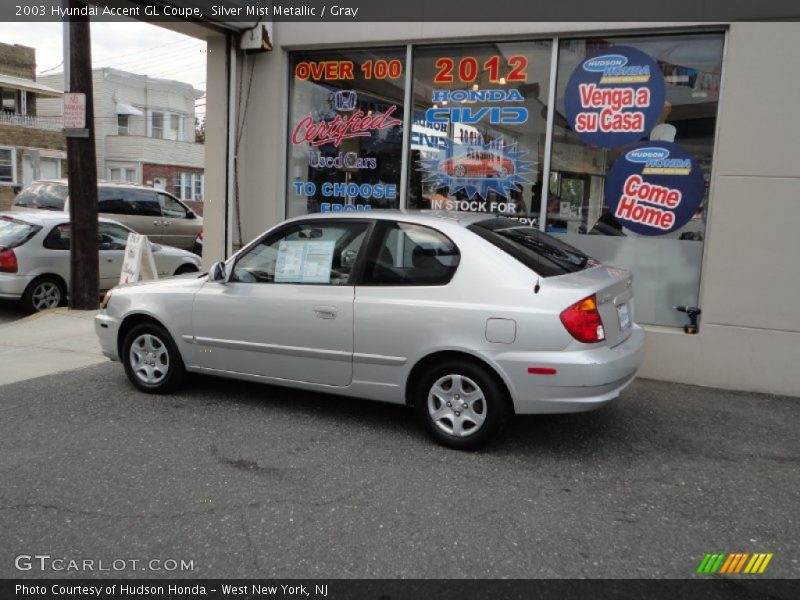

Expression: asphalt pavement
xmin=0 ymin=363 xmax=798 ymax=579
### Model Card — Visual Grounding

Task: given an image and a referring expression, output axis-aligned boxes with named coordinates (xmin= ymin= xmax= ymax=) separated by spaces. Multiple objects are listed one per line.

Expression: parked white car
xmin=0 ymin=212 xmax=202 ymax=312
xmin=96 ymin=211 xmax=645 ymax=449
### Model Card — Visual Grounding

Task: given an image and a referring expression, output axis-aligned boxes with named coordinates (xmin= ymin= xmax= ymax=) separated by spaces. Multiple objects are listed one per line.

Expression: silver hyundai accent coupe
xmin=95 ymin=211 xmax=645 ymax=449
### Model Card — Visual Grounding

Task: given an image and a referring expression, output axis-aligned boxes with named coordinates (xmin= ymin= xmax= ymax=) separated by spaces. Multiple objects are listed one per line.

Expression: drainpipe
xmin=224 ymin=32 xmax=237 ymax=259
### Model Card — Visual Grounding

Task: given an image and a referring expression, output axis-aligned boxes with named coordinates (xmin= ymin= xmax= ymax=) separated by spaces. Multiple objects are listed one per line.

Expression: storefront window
xmin=408 ymin=41 xmax=553 ymax=224
xmin=547 ymin=32 xmax=724 ymax=327
xmin=286 ymin=48 xmax=407 ymax=218
xmin=284 ymin=32 xmax=724 ymax=330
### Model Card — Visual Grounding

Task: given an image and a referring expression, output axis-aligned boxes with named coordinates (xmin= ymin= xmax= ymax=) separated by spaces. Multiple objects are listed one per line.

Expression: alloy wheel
xmin=31 ymin=281 xmax=61 ymax=311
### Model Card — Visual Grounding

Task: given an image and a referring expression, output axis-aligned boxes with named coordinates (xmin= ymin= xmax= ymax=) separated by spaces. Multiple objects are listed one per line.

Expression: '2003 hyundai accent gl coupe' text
xmin=96 ymin=211 xmax=645 ymax=449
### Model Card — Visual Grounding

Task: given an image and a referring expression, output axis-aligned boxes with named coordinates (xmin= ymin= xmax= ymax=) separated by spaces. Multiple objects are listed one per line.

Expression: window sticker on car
xmin=274 ymin=240 xmax=335 ymax=284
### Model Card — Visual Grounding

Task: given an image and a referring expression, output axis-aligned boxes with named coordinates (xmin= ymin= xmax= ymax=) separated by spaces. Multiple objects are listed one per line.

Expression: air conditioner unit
xmin=240 ymin=23 xmax=272 ymax=53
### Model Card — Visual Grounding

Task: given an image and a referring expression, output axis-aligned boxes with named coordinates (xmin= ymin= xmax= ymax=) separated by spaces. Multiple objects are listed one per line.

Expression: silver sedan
xmin=95 ymin=211 xmax=645 ymax=449
xmin=0 ymin=212 xmax=202 ymax=312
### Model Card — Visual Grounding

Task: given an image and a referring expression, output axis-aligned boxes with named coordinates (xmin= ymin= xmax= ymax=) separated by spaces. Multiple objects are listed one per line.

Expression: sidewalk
xmin=0 ymin=308 xmax=106 ymax=386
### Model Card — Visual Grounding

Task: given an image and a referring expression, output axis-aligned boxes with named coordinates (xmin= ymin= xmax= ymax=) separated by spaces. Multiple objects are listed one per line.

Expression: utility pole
xmin=64 ymin=0 xmax=99 ymax=309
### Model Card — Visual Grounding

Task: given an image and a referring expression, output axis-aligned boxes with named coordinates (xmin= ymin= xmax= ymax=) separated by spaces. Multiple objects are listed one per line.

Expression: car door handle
xmin=313 ymin=305 xmax=338 ymax=319
xmin=153 ymin=220 xmax=160 ymax=226
xmin=162 ymin=220 xmax=170 ymax=226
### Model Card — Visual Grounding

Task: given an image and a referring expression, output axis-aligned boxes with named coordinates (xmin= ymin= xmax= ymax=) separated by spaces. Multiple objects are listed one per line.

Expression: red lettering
xmin=600 ymin=108 xmax=644 ymax=132
xmin=579 ymin=84 xmax=636 ymax=111
xmin=339 ymin=61 xmax=354 ymax=79
xmin=615 ymin=196 xmax=677 ymax=230
xmin=623 ymin=175 xmax=682 ymax=208
xmin=291 ymin=105 xmax=402 ymax=147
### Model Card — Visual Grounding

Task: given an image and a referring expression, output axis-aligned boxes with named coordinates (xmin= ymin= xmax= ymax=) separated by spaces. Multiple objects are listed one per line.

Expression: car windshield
xmin=469 ymin=217 xmax=598 ymax=277
xmin=13 ymin=182 xmax=69 ymax=211
xmin=0 ymin=216 xmax=40 ymax=249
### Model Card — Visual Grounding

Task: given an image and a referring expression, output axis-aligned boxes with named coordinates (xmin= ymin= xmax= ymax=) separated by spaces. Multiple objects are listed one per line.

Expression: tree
xmin=195 ymin=117 xmax=205 ymax=144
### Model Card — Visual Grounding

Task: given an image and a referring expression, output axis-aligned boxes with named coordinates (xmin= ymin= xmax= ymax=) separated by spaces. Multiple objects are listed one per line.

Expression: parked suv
xmin=11 ymin=180 xmax=203 ymax=252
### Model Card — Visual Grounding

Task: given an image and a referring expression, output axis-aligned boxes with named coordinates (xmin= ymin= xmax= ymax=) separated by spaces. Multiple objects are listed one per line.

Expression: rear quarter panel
xmin=352 ymin=223 xmax=581 ymax=404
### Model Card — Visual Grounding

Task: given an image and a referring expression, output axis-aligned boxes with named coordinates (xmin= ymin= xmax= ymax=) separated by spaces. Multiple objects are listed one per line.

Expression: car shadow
xmin=175 ymin=371 xmax=643 ymax=456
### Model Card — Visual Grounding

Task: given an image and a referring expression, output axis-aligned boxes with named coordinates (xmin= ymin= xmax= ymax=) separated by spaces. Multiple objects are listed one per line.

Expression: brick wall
xmin=0 ymin=42 xmax=36 ymax=79
xmin=142 ymin=163 xmax=203 ymax=189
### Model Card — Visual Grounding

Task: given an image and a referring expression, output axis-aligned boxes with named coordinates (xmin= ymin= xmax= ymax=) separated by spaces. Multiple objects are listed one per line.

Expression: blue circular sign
xmin=604 ymin=142 xmax=705 ymax=236
xmin=564 ymin=46 xmax=666 ymax=148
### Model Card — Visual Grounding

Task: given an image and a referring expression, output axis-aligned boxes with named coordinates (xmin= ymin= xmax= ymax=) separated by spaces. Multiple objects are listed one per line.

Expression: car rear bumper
xmin=495 ymin=325 xmax=646 ymax=414
xmin=0 ymin=273 xmax=35 ymax=299
xmin=95 ymin=311 xmax=120 ymax=361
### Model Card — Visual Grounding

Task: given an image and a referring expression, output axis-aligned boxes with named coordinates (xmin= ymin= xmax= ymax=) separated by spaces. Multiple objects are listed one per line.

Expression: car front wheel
xmin=415 ymin=360 xmax=509 ymax=450
xmin=122 ymin=322 xmax=186 ymax=393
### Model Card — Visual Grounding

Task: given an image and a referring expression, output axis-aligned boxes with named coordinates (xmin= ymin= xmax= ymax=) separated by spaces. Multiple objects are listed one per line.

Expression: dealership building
xmin=165 ymin=17 xmax=799 ymax=397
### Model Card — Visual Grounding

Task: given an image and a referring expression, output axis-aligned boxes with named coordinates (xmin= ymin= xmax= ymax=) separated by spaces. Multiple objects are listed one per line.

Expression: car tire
xmin=122 ymin=322 xmax=186 ymax=394
xmin=22 ymin=275 xmax=66 ymax=313
xmin=414 ymin=359 xmax=510 ymax=450
xmin=453 ymin=164 xmax=467 ymax=178
xmin=174 ymin=264 xmax=199 ymax=276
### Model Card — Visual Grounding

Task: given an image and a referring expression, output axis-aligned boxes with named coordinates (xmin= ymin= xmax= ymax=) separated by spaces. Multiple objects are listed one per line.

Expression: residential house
xmin=38 ymin=68 xmax=205 ymax=209
xmin=0 ymin=42 xmax=65 ymax=210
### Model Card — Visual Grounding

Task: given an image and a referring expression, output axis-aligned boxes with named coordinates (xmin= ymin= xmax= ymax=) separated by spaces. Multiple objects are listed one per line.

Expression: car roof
xmin=26 ymin=179 xmax=164 ymax=192
xmin=283 ymin=209 xmax=494 ymax=228
xmin=1 ymin=211 xmax=126 ymax=228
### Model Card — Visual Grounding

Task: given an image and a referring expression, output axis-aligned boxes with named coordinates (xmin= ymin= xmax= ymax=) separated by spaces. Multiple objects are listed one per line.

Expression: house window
xmin=108 ymin=167 xmax=136 ymax=183
xmin=117 ymin=114 xmax=129 ymax=136
xmin=172 ymin=172 xmax=204 ymax=201
xmin=1 ymin=88 xmax=17 ymax=114
xmin=0 ymin=147 xmax=16 ymax=184
xmin=170 ymin=114 xmax=181 ymax=140
xmin=150 ymin=111 xmax=164 ymax=139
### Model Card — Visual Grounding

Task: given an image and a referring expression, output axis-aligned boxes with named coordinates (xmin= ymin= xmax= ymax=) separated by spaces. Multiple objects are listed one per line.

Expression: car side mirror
xmin=185 ymin=210 xmax=196 ymax=219
xmin=341 ymin=248 xmax=359 ymax=267
xmin=209 ymin=260 xmax=227 ymax=283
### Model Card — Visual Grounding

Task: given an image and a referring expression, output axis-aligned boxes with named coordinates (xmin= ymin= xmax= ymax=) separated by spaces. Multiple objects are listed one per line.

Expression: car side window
xmin=98 ymin=188 xmax=130 ymax=215
xmin=363 ymin=222 xmax=460 ymax=286
xmin=122 ymin=189 xmax=161 ymax=217
xmin=231 ymin=221 xmax=369 ymax=285
xmin=43 ymin=223 xmax=72 ymax=250
xmin=98 ymin=223 xmax=131 ymax=250
xmin=158 ymin=193 xmax=188 ymax=218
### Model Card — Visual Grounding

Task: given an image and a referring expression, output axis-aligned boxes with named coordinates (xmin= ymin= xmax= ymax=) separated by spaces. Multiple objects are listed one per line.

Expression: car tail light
xmin=0 ymin=248 xmax=18 ymax=273
xmin=197 ymin=229 xmax=204 ymax=241
xmin=560 ymin=294 xmax=605 ymax=343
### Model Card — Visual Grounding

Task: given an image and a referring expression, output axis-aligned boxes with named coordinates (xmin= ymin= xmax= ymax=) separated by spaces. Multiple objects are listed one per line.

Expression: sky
xmin=2 ymin=20 xmax=207 ymax=117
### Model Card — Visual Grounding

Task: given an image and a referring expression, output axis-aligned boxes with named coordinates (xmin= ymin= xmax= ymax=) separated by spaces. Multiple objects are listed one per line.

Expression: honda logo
xmin=331 ymin=90 xmax=357 ymax=112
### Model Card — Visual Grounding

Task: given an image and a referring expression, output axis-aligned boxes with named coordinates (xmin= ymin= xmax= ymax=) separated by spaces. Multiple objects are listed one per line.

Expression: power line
xmin=91 ymin=37 xmax=200 ymax=64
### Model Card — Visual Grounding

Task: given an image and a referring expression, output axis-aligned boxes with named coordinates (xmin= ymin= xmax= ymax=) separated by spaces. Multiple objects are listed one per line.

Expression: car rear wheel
xmin=414 ymin=360 xmax=509 ymax=450
xmin=23 ymin=276 xmax=66 ymax=313
xmin=122 ymin=322 xmax=186 ymax=394
xmin=453 ymin=164 xmax=467 ymax=177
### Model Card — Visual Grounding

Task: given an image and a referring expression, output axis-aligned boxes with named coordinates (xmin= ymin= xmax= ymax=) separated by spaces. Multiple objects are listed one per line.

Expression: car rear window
xmin=13 ymin=182 xmax=69 ymax=211
xmin=0 ymin=215 xmax=41 ymax=248
xmin=468 ymin=217 xmax=598 ymax=277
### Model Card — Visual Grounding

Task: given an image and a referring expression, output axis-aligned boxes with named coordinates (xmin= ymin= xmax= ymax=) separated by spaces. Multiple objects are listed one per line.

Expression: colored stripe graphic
xmin=698 ymin=552 xmax=773 ymax=575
